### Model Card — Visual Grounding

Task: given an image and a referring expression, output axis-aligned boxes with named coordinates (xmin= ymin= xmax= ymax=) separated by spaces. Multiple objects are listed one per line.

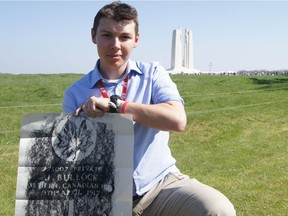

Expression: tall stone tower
xmin=170 ymin=28 xmax=194 ymax=72
xmin=183 ymin=29 xmax=193 ymax=70
xmin=171 ymin=28 xmax=182 ymax=70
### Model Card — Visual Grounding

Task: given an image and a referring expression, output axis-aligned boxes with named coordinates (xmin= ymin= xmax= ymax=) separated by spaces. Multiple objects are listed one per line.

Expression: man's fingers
xmin=75 ymin=97 xmax=106 ymax=117
xmin=75 ymin=106 xmax=83 ymax=116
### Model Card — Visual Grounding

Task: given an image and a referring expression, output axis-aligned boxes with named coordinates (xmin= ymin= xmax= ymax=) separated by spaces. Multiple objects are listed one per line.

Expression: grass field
xmin=0 ymin=74 xmax=287 ymax=215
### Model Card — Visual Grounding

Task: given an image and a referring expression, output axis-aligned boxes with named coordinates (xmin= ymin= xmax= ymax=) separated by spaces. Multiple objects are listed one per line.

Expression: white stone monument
xmin=183 ymin=29 xmax=193 ymax=70
xmin=171 ymin=27 xmax=183 ymax=70
xmin=169 ymin=28 xmax=197 ymax=74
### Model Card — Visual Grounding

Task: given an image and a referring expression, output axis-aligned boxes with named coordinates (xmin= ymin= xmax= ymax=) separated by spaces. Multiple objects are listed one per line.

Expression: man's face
xmin=92 ymin=17 xmax=139 ymax=75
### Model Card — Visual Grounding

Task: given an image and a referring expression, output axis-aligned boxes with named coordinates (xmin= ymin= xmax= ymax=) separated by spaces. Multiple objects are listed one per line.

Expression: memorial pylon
xmin=171 ymin=28 xmax=182 ymax=70
xmin=170 ymin=28 xmax=196 ymax=74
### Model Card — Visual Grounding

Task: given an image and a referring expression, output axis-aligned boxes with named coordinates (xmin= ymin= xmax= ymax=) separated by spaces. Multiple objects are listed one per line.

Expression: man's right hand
xmin=75 ymin=96 xmax=110 ymax=118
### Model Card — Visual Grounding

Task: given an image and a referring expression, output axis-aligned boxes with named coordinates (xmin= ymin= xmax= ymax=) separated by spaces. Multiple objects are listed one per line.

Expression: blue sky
xmin=0 ymin=1 xmax=287 ymax=74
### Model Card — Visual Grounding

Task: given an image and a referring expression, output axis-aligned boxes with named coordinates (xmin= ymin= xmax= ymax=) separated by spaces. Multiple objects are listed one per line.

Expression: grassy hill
xmin=0 ymin=74 xmax=287 ymax=215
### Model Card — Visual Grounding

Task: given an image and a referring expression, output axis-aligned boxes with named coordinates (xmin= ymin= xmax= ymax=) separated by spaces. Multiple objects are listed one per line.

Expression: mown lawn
xmin=0 ymin=74 xmax=287 ymax=215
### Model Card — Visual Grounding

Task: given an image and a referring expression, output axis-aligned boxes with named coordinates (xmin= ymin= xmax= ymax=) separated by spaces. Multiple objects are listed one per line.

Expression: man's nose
xmin=111 ymin=37 xmax=121 ymax=50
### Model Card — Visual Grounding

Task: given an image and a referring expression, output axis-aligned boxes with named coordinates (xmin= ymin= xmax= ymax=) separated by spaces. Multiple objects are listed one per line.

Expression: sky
xmin=0 ymin=0 xmax=288 ymax=74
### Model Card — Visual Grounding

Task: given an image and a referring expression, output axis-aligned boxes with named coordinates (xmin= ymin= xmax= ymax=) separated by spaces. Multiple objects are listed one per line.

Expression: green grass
xmin=0 ymin=74 xmax=287 ymax=215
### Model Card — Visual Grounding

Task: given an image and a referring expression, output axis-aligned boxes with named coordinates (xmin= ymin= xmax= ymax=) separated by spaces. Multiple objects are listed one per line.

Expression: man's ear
xmin=91 ymin=28 xmax=97 ymax=44
xmin=134 ymin=33 xmax=140 ymax=48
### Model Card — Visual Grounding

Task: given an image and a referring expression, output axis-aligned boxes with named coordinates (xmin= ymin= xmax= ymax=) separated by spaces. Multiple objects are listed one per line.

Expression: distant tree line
xmin=186 ymin=70 xmax=288 ymax=76
xmin=236 ymin=69 xmax=288 ymax=76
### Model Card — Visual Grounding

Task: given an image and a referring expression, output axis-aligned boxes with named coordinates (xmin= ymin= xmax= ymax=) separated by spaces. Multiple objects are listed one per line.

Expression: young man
xmin=63 ymin=2 xmax=236 ymax=215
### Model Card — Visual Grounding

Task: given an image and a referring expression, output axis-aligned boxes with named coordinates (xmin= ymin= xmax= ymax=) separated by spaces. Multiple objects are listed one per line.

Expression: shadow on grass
xmin=250 ymin=77 xmax=288 ymax=85
xmin=249 ymin=77 xmax=288 ymax=90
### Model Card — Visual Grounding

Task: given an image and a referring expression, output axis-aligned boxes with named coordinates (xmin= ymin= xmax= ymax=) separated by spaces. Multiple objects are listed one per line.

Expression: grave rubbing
xmin=15 ymin=113 xmax=134 ymax=216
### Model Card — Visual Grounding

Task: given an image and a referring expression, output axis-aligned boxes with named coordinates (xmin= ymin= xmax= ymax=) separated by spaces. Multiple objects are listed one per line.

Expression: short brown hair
xmin=92 ymin=1 xmax=139 ymax=34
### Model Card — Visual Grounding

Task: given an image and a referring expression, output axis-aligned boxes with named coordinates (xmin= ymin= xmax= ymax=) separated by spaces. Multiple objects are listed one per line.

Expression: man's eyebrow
xmin=121 ymin=32 xmax=133 ymax=36
xmin=99 ymin=29 xmax=111 ymax=33
xmin=99 ymin=29 xmax=133 ymax=36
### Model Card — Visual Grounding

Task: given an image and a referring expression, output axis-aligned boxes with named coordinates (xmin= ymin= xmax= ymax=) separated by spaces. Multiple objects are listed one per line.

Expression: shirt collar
xmin=89 ymin=59 xmax=142 ymax=88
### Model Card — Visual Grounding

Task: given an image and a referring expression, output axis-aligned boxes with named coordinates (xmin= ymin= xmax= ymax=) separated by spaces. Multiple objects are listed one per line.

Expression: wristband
xmin=121 ymin=101 xmax=129 ymax=114
xmin=109 ymin=95 xmax=123 ymax=113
